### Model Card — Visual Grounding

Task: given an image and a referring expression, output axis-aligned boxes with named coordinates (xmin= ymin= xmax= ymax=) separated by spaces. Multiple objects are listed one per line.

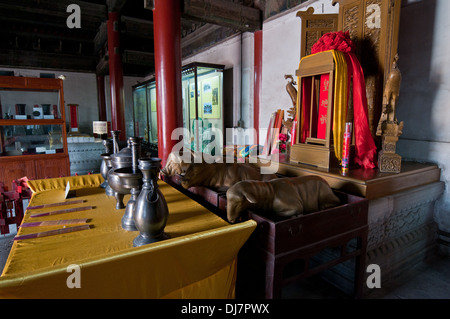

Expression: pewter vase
xmin=133 ymin=158 xmax=169 ymax=247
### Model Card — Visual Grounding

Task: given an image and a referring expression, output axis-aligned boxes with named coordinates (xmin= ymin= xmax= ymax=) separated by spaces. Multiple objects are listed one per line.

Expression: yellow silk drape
xmin=296 ymin=50 xmax=348 ymax=163
xmin=0 ymin=174 xmax=256 ymax=299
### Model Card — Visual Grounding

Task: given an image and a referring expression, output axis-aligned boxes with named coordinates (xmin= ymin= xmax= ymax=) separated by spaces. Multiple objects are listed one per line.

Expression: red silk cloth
xmin=311 ymin=31 xmax=377 ymax=169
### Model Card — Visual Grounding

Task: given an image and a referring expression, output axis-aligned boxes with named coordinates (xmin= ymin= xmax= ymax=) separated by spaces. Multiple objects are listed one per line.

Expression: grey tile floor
xmin=0 ymin=234 xmax=14 ymax=276
xmin=1 ymin=232 xmax=449 ymax=299
xmin=282 ymin=254 xmax=450 ymax=299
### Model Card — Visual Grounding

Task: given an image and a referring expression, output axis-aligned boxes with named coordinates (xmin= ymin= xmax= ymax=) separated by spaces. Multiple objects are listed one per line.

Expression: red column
xmin=253 ymin=30 xmax=263 ymax=145
xmin=96 ymin=74 xmax=107 ymax=122
xmin=153 ymin=0 xmax=182 ymax=166
xmin=107 ymin=11 xmax=126 ymax=141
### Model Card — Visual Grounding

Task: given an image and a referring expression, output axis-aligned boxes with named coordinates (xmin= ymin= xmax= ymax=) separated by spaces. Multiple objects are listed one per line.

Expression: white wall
xmin=395 ymin=0 xmax=450 ymax=251
xmin=104 ymin=75 xmax=145 ymax=138
xmin=259 ymin=0 xmax=339 ymax=144
xmin=182 ymin=32 xmax=255 ymax=144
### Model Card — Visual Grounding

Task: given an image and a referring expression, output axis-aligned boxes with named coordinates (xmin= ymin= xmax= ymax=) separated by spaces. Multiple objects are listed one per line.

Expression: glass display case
xmin=132 ymin=79 xmax=158 ymax=157
xmin=132 ymin=79 xmax=158 ymax=144
xmin=0 ymin=76 xmax=70 ymax=186
xmin=181 ymin=62 xmax=225 ymax=156
xmin=1 ymin=124 xmax=64 ymax=156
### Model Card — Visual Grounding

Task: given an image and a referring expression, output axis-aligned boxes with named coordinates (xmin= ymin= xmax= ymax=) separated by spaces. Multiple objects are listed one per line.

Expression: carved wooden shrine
xmin=290 ymin=51 xmax=339 ymax=169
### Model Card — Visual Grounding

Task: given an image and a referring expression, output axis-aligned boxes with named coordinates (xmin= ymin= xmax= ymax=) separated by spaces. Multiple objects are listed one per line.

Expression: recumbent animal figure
xmin=226 ymin=175 xmax=341 ymax=223
xmin=180 ymin=162 xmax=278 ymax=192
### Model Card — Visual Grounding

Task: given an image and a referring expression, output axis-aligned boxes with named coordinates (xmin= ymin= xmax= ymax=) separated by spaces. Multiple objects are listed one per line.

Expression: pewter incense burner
xmin=107 ymin=134 xmax=135 ymax=209
xmin=108 ymin=137 xmax=143 ymax=231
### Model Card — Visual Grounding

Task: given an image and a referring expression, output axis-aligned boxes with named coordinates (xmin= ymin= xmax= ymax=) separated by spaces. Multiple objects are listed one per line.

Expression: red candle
xmin=342 ymin=122 xmax=352 ymax=170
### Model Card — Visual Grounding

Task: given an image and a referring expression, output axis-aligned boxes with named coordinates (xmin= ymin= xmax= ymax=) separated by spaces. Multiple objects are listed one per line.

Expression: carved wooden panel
xmin=34 ymin=156 xmax=70 ymax=179
xmin=296 ymin=7 xmax=338 ymax=58
xmin=333 ymin=0 xmax=402 ymax=139
xmin=0 ymin=159 xmax=35 ymax=188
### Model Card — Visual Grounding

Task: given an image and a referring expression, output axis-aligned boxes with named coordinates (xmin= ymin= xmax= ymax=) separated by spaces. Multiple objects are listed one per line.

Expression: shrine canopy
xmin=299 ymin=31 xmax=377 ymax=169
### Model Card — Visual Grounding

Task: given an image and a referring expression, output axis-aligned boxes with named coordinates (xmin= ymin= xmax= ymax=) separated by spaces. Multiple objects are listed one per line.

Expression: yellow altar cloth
xmin=0 ymin=175 xmax=256 ymax=299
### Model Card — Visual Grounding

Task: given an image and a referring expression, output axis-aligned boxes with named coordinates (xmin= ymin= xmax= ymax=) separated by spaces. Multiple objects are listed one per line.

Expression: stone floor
xmin=1 ymin=232 xmax=449 ymax=299
xmin=281 ymin=254 xmax=450 ymax=299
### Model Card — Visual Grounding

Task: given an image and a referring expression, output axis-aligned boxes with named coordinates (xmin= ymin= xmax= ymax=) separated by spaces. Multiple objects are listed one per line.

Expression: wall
xmin=395 ymin=0 xmax=450 ymax=254
xmin=0 ymin=67 xmax=144 ymax=137
xmin=259 ymin=0 xmax=339 ymax=144
xmin=182 ymin=32 xmax=256 ymax=145
xmin=104 ymin=75 xmax=145 ymax=138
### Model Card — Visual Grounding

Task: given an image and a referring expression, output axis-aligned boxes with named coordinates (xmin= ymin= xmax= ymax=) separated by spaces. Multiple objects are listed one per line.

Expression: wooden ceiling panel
xmin=0 ymin=0 xmax=264 ymax=77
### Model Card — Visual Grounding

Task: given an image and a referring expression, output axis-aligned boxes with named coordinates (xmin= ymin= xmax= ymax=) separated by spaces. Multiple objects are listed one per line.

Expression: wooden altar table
xmin=259 ymin=159 xmax=444 ymax=295
xmin=0 ymin=174 xmax=256 ymax=299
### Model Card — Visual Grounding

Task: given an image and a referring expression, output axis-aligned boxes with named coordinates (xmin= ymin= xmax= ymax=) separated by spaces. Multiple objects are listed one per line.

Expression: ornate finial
xmin=392 ymin=54 xmax=399 ymax=69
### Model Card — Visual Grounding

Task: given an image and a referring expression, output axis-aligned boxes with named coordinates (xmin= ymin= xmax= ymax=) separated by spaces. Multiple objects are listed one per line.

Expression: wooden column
xmin=96 ymin=74 xmax=107 ymax=122
xmin=153 ymin=0 xmax=182 ymax=166
xmin=254 ymin=30 xmax=262 ymax=145
xmin=107 ymin=11 xmax=126 ymax=141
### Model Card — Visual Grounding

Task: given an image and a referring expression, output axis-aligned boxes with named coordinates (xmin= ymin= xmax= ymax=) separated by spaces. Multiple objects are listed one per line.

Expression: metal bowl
xmin=108 ymin=166 xmax=143 ymax=195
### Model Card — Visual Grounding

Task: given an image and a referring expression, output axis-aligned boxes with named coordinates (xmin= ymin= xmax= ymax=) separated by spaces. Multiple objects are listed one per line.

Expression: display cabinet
xmin=181 ymin=62 xmax=225 ymax=156
xmin=132 ymin=78 xmax=158 ymax=156
xmin=0 ymin=76 xmax=70 ymax=187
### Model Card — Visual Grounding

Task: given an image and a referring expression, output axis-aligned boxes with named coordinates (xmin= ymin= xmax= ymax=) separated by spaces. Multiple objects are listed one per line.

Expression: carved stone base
xmin=316 ymin=181 xmax=444 ymax=296
xmin=378 ymin=150 xmax=402 ymax=173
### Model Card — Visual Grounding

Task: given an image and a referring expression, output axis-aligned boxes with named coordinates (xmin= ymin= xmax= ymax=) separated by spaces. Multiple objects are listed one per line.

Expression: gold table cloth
xmin=0 ymin=174 xmax=256 ymax=299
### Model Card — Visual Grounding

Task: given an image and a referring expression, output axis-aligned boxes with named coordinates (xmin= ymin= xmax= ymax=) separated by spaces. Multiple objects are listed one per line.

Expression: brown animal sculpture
xmin=180 ymin=162 xmax=278 ymax=191
xmin=226 ymin=175 xmax=341 ymax=223
xmin=160 ymin=150 xmax=222 ymax=176
xmin=377 ymin=54 xmax=402 ymax=135
xmin=284 ymin=74 xmax=297 ymax=107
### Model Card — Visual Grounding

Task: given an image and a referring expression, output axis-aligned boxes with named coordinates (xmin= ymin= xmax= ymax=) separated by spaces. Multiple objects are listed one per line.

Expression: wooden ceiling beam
xmin=0 ymin=7 xmax=102 ymax=32
xmin=122 ymin=50 xmax=155 ymax=67
xmin=0 ymin=49 xmax=97 ymax=72
xmin=182 ymin=0 xmax=262 ymax=32
xmin=94 ymin=22 xmax=108 ymax=54
xmin=107 ymin=0 xmax=127 ymax=12
xmin=0 ymin=0 xmax=106 ymax=23
xmin=181 ymin=23 xmax=237 ymax=58
xmin=121 ymin=16 xmax=153 ymax=39
xmin=144 ymin=0 xmax=261 ymax=32
xmin=0 ymin=26 xmax=95 ymax=45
